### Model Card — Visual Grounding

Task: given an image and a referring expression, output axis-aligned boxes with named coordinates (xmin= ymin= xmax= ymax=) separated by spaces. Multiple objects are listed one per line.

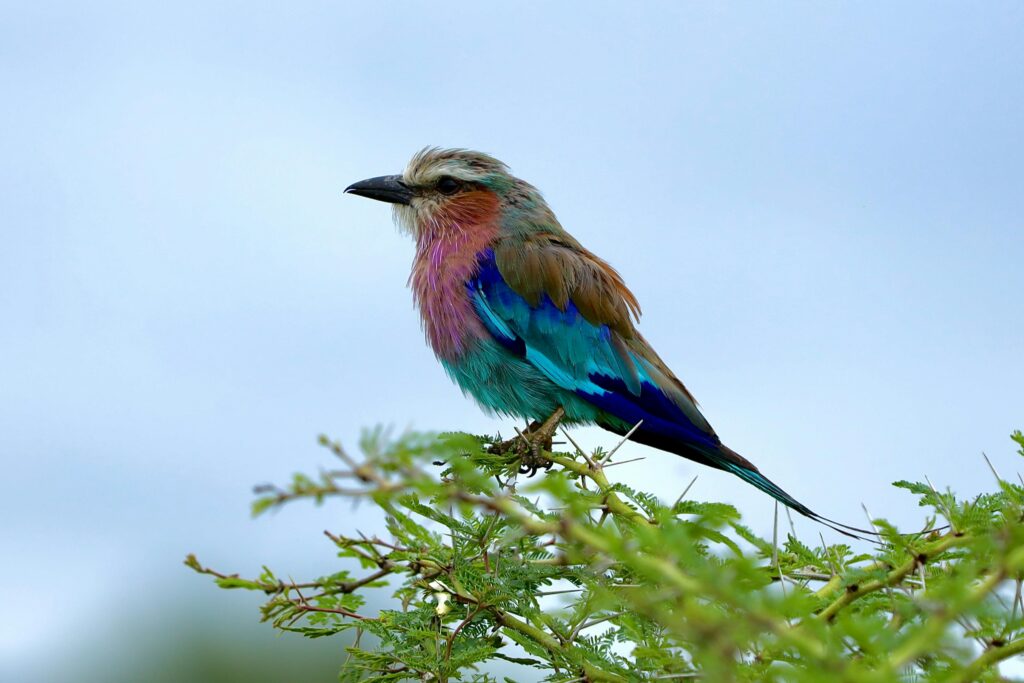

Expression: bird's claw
xmin=517 ymin=444 xmax=554 ymax=477
xmin=489 ymin=407 xmax=564 ymax=477
xmin=490 ymin=433 xmax=551 ymax=474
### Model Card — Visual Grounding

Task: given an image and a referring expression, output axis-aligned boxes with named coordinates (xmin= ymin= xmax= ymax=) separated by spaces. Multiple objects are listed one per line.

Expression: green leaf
xmin=191 ymin=427 xmax=1024 ymax=682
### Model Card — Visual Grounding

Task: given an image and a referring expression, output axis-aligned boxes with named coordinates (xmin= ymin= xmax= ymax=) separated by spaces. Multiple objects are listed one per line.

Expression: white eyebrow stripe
xmin=402 ymin=147 xmax=507 ymax=186
xmin=405 ymin=162 xmax=489 ymax=186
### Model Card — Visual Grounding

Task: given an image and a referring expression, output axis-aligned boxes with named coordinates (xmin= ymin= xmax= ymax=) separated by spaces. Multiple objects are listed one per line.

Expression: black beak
xmin=344 ymin=174 xmax=413 ymax=205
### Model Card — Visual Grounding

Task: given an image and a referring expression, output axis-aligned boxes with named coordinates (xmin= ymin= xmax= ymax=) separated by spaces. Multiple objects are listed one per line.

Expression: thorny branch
xmin=187 ymin=428 xmax=1024 ymax=682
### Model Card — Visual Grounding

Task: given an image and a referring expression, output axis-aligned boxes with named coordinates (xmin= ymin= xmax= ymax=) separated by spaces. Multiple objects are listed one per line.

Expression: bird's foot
xmin=488 ymin=426 xmax=550 ymax=475
xmin=488 ymin=407 xmax=565 ymax=477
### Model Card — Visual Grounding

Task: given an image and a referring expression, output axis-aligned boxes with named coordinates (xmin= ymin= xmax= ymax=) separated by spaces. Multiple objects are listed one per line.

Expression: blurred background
xmin=3 ymin=2 xmax=1022 ymax=681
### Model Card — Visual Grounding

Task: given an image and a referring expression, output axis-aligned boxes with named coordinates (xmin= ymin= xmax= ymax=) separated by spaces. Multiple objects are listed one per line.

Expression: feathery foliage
xmin=187 ymin=429 xmax=1024 ymax=681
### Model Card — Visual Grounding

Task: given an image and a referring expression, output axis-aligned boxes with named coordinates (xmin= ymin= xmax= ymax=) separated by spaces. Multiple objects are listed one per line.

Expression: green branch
xmin=187 ymin=427 xmax=1024 ymax=682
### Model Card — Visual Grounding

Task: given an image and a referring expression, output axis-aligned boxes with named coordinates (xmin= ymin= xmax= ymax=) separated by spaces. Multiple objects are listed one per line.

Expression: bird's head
xmin=345 ymin=147 xmax=553 ymax=240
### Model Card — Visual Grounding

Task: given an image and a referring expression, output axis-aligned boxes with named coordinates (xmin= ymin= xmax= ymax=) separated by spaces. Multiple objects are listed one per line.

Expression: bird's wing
xmin=470 ymin=236 xmax=727 ymax=462
xmin=472 ymin=236 xmax=888 ymax=542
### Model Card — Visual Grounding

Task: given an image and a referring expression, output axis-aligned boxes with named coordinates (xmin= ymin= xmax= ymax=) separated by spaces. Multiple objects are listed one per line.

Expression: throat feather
xmin=410 ymin=219 xmax=497 ymax=360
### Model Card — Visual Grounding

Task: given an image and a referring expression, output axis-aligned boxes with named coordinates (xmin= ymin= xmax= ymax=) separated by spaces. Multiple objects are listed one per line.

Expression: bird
xmin=345 ymin=147 xmax=871 ymax=539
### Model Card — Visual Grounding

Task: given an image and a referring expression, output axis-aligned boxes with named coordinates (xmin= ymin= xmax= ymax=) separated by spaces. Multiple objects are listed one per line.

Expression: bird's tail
xmin=716 ymin=446 xmax=884 ymax=543
xmin=597 ymin=418 xmax=888 ymax=542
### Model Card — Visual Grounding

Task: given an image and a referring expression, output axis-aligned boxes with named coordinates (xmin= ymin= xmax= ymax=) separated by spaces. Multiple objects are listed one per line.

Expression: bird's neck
xmin=410 ymin=200 xmax=500 ymax=360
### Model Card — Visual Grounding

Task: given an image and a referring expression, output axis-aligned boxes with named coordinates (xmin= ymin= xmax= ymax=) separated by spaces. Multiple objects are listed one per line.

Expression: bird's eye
xmin=436 ymin=176 xmax=461 ymax=195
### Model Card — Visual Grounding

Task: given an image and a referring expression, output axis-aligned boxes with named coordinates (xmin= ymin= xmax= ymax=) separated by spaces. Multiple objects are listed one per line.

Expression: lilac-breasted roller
xmin=346 ymin=148 xmax=867 ymax=537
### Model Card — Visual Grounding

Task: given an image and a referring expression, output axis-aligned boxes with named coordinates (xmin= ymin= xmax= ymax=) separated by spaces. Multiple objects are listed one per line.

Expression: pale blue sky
xmin=3 ymin=2 xmax=1023 ymax=679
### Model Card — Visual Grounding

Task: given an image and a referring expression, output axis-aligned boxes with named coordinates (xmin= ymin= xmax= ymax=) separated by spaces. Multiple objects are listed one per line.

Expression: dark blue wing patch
xmin=467 ymin=249 xmax=716 ymax=448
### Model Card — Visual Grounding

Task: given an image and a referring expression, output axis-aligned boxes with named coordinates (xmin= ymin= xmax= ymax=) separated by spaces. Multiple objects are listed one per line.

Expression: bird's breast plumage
xmin=409 ymin=194 xmax=501 ymax=361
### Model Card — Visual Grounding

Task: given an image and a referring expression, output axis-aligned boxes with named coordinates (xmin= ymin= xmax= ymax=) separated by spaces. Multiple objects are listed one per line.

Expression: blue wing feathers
xmin=469 ymin=250 xmax=880 ymax=540
xmin=581 ymin=385 xmax=722 ymax=452
xmin=469 ymin=249 xmax=718 ymax=451
xmin=471 ymin=283 xmax=525 ymax=355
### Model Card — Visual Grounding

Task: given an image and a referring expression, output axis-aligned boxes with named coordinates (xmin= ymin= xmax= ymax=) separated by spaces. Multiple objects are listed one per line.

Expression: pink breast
xmin=410 ymin=221 xmax=498 ymax=361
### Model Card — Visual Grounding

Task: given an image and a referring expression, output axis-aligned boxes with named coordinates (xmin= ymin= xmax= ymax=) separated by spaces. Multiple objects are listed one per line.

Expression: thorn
xmin=599 ymin=419 xmax=643 ymax=465
xmin=512 ymin=425 xmax=530 ymax=445
xmin=860 ymin=503 xmax=882 ymax=537
xmin=673 ymin=475 xmax=699 ymax=509
xmin=559 ymin=428 xmax=584 ymax=453
xmin=537 ymin=588 xmax=584 ymax=596
xmin=601 ymin=456 xmax=646 ymax=469
xmin=569 ymin=611 xmax=624 ymax=641
xmin=819 ymin=532 xmax=839 ymax=577
xmin=772 ymin=502 xmax=779 ymax=569
xmin=982 ymin=452 xmax=1003 ymax=484
xmin=924 ymin=475 xmax=957 ymax=531
xmin=560 ymin=427 xmax=597 ymax=468
xmin=863 ymin=503 xmax=897 ymax=604
xmin=772 ymin=501 xmax=790 ymax=623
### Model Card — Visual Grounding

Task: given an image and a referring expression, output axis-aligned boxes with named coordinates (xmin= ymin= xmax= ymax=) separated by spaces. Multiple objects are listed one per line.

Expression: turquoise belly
xmin=439 ymin=337 xmax=604 ymax=425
